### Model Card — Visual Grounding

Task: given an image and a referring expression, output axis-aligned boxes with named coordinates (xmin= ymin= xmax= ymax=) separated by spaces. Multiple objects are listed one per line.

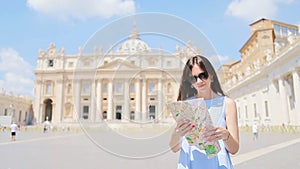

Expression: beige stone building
xmin=33 ymin=28 xmax=200 ymax=124
xmin=0 ymin=89 xmax=33 ymax=126
xmin=221 ymin=19 xmax=300 ymax=127
xmin=34 ymin=19 xmax=300 ymax=127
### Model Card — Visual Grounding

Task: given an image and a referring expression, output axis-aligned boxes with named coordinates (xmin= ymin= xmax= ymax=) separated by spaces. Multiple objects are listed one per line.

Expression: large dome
xmin=117 ymin=28 xmax=151 ymax=53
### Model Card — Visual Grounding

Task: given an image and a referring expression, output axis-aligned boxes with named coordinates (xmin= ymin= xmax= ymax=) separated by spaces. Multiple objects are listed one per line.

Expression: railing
xmin=239 ymin=125 xmax=300 ymax=134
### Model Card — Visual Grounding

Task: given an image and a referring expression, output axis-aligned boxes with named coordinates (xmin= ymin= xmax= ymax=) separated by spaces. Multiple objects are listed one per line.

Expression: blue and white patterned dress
xmin=178 ymin=96 xmax=234 ymax=169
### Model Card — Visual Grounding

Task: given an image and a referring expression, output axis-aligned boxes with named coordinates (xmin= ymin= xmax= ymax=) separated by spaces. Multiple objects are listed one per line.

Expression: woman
xmin=169 ymin=55 xmax=239 ymax=169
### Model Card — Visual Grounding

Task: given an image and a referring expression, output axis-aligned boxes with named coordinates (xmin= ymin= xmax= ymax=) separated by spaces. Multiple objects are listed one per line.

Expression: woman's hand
xmin=202 ymin=126 xmax=230 ymax=142
xmin=175 ymin=119 xmax=195 ymax=137
xmin=169 ymin=119 xmax=194 ymax=152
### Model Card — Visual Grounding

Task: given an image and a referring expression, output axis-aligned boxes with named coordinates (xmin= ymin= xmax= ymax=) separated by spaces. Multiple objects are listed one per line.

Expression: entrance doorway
xmin=116 ymin=105 xmax=122 ymax=120
xmin=149 ymin=105 xmax=155 ymax=119
xmin=130 ymin=111 xmax=135 ymax=120
xmin=44 ymin=99 xmax=53 ymax=121
xmin=102 ymin=111 xmax=107 ymax=119
xmin=116 ymin=112 xmax=122 ymax=120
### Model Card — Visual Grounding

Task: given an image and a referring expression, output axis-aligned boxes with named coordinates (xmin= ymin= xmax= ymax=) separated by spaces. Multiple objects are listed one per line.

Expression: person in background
xmin=169 ymin=55 xmax=239 ymax=169
xmin=10 ymin=121 xmax=18 ymax=141
xmin=252 ymin=122 xmax=258 ymax=140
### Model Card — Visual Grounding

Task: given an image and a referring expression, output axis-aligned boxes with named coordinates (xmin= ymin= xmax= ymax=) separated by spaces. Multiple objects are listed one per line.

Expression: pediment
xmin=97 ymin=59 xmax=140 ymax=70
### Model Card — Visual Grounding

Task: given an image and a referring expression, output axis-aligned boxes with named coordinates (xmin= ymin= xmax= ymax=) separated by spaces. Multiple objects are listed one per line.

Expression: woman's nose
xmin=196 ymin=77 xmax=203 ymax=82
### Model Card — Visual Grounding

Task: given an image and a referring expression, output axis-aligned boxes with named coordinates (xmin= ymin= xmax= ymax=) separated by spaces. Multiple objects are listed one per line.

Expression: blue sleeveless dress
xmin=177 ymin=96 xmax=234 ymax=169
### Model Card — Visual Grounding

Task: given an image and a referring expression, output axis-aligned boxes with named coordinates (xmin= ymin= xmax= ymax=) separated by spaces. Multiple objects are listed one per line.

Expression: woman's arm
xmin=169 ymin=129 xmax=182 ymax=153
xmin=202 ymin=97 xmax=239 ymax=154
xmin=169 ymin=120 xmax=194 ymax=153
xmin=223 ymin=97 xmax=239 ymax=154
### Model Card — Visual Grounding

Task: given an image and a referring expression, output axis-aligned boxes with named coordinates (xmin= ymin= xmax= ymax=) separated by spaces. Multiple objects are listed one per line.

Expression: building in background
xmin=33 ymin=28 xmax=201 ymax=124
xmin=221 ymin=18 xmax=300 ymax=127
xmin=34 ymin=18 xmax=300 ymax=127
xmin=0 ymin=89 xmax=33 ymax=127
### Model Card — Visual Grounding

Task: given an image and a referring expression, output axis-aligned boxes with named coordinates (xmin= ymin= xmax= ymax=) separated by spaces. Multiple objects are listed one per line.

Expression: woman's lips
xmin=196 ymin=83 xmax=205 ymax=88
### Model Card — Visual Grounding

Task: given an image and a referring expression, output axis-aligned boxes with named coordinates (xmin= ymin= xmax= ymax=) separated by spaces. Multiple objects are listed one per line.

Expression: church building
xmin=33 ymin=28 xmax=198 ymax=124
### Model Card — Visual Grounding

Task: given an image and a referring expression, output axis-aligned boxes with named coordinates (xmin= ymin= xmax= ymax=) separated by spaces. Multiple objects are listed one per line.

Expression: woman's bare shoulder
xmin=224 ymin=96 xmax=236 ymax=108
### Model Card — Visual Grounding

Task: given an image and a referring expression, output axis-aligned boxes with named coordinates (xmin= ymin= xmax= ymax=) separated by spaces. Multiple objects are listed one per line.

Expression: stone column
xmin=34 ymin=80 xmax=42 ymax=124
xmin=124 ymin=80 xmax=130 ymax=121
xmin=278 ymin=78 xmax=290 ymax=124
xmin=135 ymin=79 xmax=141 ymax=121
xmin=292 ymin=70 xmax=300 ymax=125
xmin=55 ymin=79 xmax=64 ymax=123
xmin=142 ymin=79 xmax=147 ymax=121
xmin=157 ymin=79 xmax=163 ymax=120
xmin=96 ymin=79 xmax=102 ymax=122
xmin=107 ymin=80 xmax=113 ymax=120
xmin=74 ymin=79 xmax=81 ymax=121
xmin=40 ymin=80 xmax=46 ymax=123
xmin=90 ymin=80 xmax=96 ymax=122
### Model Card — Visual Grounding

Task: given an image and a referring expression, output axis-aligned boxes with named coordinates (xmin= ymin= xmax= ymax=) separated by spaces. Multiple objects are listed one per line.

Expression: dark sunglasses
xmin=189 ymin=72 xmax=209 ymax=83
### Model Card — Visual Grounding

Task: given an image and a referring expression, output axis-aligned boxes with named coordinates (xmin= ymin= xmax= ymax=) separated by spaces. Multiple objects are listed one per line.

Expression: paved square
xmin=1 ymin=129 xmax=300 ymax=169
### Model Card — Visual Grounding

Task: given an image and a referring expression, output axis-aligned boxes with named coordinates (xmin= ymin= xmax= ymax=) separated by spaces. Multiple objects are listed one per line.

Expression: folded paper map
xmin=167 ymin=98 xmax=221 ymax=158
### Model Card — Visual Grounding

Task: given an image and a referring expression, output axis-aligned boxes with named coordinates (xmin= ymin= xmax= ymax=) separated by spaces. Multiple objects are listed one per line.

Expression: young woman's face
xmin=190 ymin=64 xmax=212 ymax=95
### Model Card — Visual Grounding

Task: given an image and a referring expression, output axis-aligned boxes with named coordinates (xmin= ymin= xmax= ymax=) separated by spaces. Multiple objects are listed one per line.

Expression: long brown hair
xmin=177 ymin=55 xmax=225 ymax=101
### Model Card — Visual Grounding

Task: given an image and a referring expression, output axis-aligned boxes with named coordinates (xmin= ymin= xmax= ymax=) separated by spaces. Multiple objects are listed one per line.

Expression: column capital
xmin=73 ymin=79 xmax=81 ymax=83
xmin=35 ymin=80 xmax=43 ymax=84
xmin=56 ymin=79 xmax=64 ymax=83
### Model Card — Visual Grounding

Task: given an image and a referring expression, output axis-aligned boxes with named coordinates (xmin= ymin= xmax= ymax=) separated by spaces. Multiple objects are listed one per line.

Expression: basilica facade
xmin=221 ymin=19 xmax=300 ymax=127
xmin=33 ymin=28 xmax=199 ymax=124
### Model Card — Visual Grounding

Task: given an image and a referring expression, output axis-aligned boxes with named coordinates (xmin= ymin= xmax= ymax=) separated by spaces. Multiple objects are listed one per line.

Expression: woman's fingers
xmin=175 ymin=119 xmax=194 ymax=136
xmin=176 ymin=121 xmax=229 ymax=141
xmin=203 ymin=126 xmax=226 ymax=142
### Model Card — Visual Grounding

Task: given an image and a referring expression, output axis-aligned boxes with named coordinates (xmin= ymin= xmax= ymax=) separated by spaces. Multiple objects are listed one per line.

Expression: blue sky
xmin=0 ymin=0 xmax=299 ymax=98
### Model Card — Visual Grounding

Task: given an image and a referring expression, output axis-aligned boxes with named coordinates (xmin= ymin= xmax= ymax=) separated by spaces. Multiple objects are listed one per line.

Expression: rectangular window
xmin=83 ymin=106 xmax=89 ymax=112
xmin=254 ymin=103 xmax=257 ymax=118
xmin=83 ymin=106 xmax=89 ymax=119
xmin=115 ymin=82 xmax=123 ymax=93
xmin=68 ymin=62 xmax=74 ymax=67
xmin=19 ymin=111 xmax=22 ymax=122
xmin=282 ymin=27 xmax=287 ymax=37
xmin=82 ymin=82 xmax=90 ymax=94
xmin=116 ymin=105 xmax=122 ymax=111
xmin=166 ymin=60 xmax=172 ymax=66
xmin=25 ymin=112 xmax=28 ymax=122
xmin=48 ymin=60 xmax=54 ymax=67
xmin=245 ymin=106 xmax=248 ymax=119
xmin=265 ymin=101 xmax=269 ymax=117
xmin=149 ymin=82 xmax=156 ymax=93
xmin=46 ymin=82 xmax=52 ymax=95
xmin=130 ymin=84 xmax=135 ymax=93
xmin=149 ymin=105 xmax=155 ymax=119
xmin=115 ymin=105 xmax=122 ymax=120
xmin=4 ymin=109 xmax=7 ymax=116
xmin=103 ymin=84 xmax=108 ymax=93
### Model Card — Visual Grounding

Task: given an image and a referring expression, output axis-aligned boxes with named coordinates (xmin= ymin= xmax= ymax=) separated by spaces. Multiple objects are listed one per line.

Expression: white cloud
xmin=218 ymin=55 xmax=229 ymax=63
xmin=226 ymin=0 xmax=294 ymax=22
xmin=0 ymin=48 xmax=34 ymax=97
xmin=26 ymin=0 xmax=136 ymax=20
